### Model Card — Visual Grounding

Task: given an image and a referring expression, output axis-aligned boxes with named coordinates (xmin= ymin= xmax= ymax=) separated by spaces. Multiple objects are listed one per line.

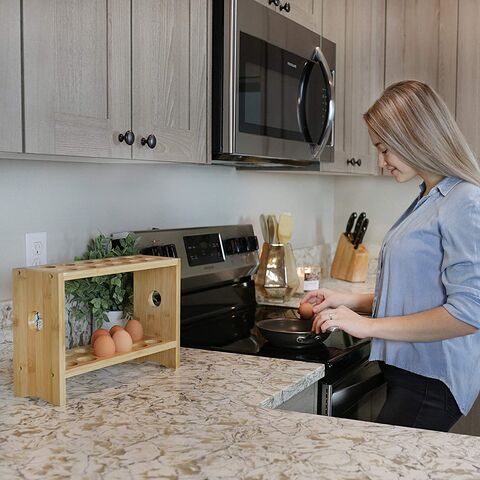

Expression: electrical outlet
xmin=25 ymin=232 xmax=47 ymax=266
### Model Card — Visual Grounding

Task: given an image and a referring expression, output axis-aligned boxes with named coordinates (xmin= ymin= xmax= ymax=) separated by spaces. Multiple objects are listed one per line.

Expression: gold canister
xmin=255 ymin=242 xmax=299 ymax=303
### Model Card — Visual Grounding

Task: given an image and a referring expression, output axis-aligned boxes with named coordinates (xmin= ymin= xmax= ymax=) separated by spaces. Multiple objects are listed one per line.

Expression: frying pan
xmin=256 ymin=318 xmax=339 ymax=349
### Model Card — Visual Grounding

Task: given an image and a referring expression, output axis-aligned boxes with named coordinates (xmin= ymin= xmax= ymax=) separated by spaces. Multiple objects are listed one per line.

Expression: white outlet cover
xmin=25 ymin=232 xmax=47 ymax=266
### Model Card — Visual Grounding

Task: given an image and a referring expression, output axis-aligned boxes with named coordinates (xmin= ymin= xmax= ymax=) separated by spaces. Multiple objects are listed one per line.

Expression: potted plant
xmin=65 ymin=233 xmax=139 ymax=346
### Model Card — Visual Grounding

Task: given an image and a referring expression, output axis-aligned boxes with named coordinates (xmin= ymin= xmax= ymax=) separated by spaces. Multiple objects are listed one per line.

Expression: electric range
xmin=116 ymin=224 xmax=384 ymax=418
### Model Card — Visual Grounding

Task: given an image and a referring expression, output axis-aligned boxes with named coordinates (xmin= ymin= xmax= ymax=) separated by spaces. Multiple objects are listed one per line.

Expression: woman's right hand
xmin=300 ymin=288 xmax=359 ymax=315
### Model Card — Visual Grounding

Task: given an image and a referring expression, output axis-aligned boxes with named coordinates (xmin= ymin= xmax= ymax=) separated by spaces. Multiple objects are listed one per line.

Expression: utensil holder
xmin=255 ymin=242 xmax=299 ymax=303
xmin=330 ymin=234 xmax=369 ymax=283
xmin=13 ymin=255 xmax=180 ymax=406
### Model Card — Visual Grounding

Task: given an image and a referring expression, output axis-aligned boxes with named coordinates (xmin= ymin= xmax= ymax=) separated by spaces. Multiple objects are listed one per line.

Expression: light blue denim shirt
xmin=370 ymin=176 xmax=480 ymax=415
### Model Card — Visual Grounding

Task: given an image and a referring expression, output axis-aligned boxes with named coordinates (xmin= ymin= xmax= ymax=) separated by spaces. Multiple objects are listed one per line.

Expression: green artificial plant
xmin=65 ymin=232 xmax=139 ymax=328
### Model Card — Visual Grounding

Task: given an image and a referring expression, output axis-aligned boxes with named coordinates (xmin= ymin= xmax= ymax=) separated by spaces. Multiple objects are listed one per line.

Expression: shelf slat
xmin=65 ymin=339 xmax=178 ymax=378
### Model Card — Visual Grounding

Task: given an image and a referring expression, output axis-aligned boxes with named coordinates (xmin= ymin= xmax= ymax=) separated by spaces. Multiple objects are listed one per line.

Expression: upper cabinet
xmin=132 ymin=0 xmax=207 ymax=163
xmin=456 ymin=0 xmax=480 ymax=159
xmin=321 ymin=0 xmax=385 ymax=175
xmin=23 ymin=0 xmax=131 ymax=159
xmin=22 ymin=0 xmax=208 ymax=164
xmin=385 ymin=0 xmax=458 ymax=115
xmin=0 ymin=0 xmax=22 ymax=153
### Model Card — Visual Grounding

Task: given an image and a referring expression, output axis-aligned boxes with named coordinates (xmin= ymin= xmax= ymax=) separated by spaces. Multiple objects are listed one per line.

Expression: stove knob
xmin=223 ymin=238 xmax=235 ymax=255
xmin=246 ymin=235 xmax=259 ymax=252
xmin=238 ymin=237 xmax=248 ymax=253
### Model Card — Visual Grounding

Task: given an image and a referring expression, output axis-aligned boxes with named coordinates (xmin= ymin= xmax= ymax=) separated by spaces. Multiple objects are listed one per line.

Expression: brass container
xmin=255 ymin=242 xmax=299 ymax=303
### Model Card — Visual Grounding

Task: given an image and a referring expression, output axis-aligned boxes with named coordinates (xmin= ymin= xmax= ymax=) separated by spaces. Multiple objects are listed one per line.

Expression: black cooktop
xmin=180 ymin=289 xmax=371 ymax=381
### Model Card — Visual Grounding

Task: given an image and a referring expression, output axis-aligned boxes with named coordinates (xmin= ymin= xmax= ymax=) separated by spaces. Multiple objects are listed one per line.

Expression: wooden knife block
xmin=330 ymin=233 xmax=369 ymax=283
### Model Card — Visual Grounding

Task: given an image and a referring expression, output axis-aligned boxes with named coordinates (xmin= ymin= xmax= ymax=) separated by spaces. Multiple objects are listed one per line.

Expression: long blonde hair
xmin=364 ymin=80 xmax=480 ymax=186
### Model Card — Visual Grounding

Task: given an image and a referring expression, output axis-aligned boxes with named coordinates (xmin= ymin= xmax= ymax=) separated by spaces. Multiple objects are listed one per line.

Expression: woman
xmin=301 ymin=80 xmax=480 ymax=432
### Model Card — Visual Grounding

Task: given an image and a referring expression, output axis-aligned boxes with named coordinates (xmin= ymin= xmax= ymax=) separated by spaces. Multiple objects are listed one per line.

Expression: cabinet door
xmin=23 ymin=0 xmax=131 ymax=159
xmin=456 ymin=0 xmax=480 ymax=159
xmin=385 ymin=0 xmax=458 ymax=116
xmin=132 ymin=0 xmax=208 ymax=164
xmin=0 ymin=0 xmax=22 ymax=153
xmin=321 ymin=0 xmax=385 ymax=175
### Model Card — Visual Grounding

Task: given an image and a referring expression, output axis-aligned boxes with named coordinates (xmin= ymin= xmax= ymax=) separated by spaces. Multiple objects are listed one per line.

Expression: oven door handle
xmin=297 ymin=46 xmax=335 ymax=157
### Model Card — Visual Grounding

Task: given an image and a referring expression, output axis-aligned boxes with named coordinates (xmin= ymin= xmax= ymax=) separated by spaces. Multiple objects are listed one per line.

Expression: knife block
xmin=13 ymin=255 xmax=180 ymax=406
xmin=330 ymin=233 xmax=369 ymax=283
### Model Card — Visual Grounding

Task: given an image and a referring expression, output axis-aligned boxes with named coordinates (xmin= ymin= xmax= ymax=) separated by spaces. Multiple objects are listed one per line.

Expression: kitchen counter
xmin=1 ymin=325 xmax=480 ymax=479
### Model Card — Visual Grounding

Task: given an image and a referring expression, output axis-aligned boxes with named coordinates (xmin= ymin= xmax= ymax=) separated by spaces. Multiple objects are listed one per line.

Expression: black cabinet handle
xmin=347 ymin=158 xmax=362 ymax=167
xmin=279 ymin=2 xmax=291 ymax=12
xmin=118 ymin=130 xmax=135 ymax=145
xmin=141 ymin=134 xmax=157 ymax=149
xmin=269 ymin=0 xmax=280 ymax=5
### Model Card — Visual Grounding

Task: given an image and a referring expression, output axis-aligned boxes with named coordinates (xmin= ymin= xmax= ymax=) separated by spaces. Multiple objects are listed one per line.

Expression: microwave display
xmin=239 ymin=32 xmax=329 ymax=144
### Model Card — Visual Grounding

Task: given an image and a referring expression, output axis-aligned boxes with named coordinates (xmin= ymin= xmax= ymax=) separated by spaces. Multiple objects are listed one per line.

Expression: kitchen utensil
xmin=351 ymin=212 xmax=366 ymax=243
xmin=256 ymin=318 xmax=339 ymax=349
xmin=353 ymin=218 xmax=369 ymax=249
xmin=255 ymin=242 xmax=299 ymax=302
xmin=259 ymin=214 xmax=269 ymax=243
xmin=277 ymin=212 xmax=294 ymax=244
xmin=345 ymin=212 xmax=357 ymax=240
xmin=266 ymin=215 xmax=276 ymax=243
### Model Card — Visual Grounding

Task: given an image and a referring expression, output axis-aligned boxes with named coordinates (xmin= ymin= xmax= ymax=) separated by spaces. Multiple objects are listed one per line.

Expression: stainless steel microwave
xmin=212 ymin=0 xmax=335 ymax=169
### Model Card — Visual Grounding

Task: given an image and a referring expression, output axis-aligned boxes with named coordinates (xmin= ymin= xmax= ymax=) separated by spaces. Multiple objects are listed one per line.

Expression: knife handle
xmin=345 ymin=212 xmax=357 ymax=237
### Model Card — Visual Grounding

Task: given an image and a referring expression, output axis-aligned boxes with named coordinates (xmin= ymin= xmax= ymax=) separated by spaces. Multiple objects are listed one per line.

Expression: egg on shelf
xmin=125 ymin=319 xmax=144 ymax=342
xmin=93 ymin=335 xmax=116 ymax=358
xmin=109 ymin=325 xmax=124 ymax=336
xmin=112 ymin=329 xmax=133 ymax=353
xmin=91 ymin=329 xmax=110 ymax=346
xmin=298 ymin=302 xmax=314 ymax=320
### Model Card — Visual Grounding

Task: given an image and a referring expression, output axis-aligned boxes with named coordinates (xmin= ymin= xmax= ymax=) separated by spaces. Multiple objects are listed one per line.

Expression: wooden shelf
xmin=65 ymin=336 xmax=178 ymax=378
xmin=13 ymin=255 xmax=181 ymax=406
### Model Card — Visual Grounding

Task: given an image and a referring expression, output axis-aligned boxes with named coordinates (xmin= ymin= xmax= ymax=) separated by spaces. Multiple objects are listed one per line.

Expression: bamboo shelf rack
xmin=13 ymin=255 xmax=180 ymax=406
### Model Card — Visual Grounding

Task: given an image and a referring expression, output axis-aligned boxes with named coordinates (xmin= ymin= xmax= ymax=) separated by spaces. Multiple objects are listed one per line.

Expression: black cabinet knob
xmin=279 ymin=2 xmax=291 ymax=12
xmin=141 ymin=134 xmax=157 ymax=149
xmin=118 ymin=130 xmax=135 ymax=145
xmin=346 ymin=158 xmax=362 ymax=167
xmin=269 ymin=0 xmax=280 ymax=5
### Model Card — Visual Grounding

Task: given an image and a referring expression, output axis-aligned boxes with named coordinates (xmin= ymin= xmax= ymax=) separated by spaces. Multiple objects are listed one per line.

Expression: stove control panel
xmin=223 ymin=235 xmax=258 ymax=255
xmin=140 ymin=243 xmax=178 ymax=258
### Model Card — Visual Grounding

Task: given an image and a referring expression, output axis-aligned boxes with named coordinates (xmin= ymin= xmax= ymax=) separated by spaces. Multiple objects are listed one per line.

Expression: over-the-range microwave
xmin=212 ymin=0 xmax=335 ymax=170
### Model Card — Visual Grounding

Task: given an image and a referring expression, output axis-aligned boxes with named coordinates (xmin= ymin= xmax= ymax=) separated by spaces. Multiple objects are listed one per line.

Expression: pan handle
xmin=296 ymin=332 xmax=323 ymax=344
xmin=296 ymin=326 xmax=340 ymax=344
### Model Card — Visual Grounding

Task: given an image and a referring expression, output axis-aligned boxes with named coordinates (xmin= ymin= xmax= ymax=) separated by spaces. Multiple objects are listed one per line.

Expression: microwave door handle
xmin=310 ymin=46 xmax=335 ymax=157
xmin=297 ymin=61 xmax=314 ymax=143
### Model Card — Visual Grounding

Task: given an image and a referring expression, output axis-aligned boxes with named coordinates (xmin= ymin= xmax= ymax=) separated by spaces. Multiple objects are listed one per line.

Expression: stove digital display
xmin=183 ymin=233 xmax=225 ymax=267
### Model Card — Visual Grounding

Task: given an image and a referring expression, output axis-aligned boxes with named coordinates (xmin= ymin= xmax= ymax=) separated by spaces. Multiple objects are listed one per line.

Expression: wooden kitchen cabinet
xmin=455 ymin=0 xmax=480 ymax=160
xmin=132 ymin=0 xmax=208 ymax=164
xmin=23 ymin=0 xmax=131 ymax=159
xmin=385 ymin=0 xmax=458 ymax=114
xmin=21 ymin=0 xmax=208 ymax=164
xmin=320 ymin=0 xmax=385 ymax=175
xmin=0 ymin=0 xmax=22 ymax=153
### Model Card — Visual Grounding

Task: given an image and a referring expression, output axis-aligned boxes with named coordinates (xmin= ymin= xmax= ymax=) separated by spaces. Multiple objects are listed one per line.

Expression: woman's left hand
xmin=312 ymin=305 xmax=373 ymax=339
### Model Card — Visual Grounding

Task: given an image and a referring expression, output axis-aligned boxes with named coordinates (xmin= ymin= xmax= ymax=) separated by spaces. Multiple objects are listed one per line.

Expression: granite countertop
xmin=1 ymin=325 xmax=480 ymax=479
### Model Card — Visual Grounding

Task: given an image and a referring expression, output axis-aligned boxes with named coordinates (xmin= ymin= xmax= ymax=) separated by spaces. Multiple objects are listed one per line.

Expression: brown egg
xmin=298 ymin=302 xmax=314 ymax=320
xmin=109 ymin=325 xmax=124 ymax=336
xmin=91 ymin=329 xmax=110 ymax=346
xmin=93 ymin=335 xmax=116 ymax=358
xmin=125 ymin=319 xmax=144 ymax=342
xmin=112 ymin=329 xmax=133 ymax=353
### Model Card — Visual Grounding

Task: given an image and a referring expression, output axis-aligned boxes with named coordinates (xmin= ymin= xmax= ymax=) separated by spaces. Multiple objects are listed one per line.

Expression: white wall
xmin=333 ymin=175 xmax=421 ymax=248
xmin=0 ymin=158 xmax=335 ymax=300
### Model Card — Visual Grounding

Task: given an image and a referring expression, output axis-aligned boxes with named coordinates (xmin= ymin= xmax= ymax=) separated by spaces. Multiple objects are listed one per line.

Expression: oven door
xmin=320 ymin=361 xmax=386 ymax=421
xmin=213 ymin=0 xmax=335 ymax=167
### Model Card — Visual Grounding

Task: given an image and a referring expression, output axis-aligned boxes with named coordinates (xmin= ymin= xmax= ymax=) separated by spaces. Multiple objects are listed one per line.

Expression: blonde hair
xmin=364 ymin=80 xmax=480 ymax=186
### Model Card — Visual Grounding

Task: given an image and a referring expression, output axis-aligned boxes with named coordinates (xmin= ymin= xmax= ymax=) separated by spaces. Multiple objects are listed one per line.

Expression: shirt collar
xmin=418 ymin=176 xmax=462 ymax=198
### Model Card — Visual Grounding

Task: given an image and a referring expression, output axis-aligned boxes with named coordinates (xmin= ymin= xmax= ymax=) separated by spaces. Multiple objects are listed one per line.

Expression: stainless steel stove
xmin=115 ymin=224 xmax=385 ymax=419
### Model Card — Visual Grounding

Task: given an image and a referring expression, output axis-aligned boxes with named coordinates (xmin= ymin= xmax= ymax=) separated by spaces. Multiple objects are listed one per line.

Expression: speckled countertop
xmin=1 ymin=322 xmax=480 ymax=479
